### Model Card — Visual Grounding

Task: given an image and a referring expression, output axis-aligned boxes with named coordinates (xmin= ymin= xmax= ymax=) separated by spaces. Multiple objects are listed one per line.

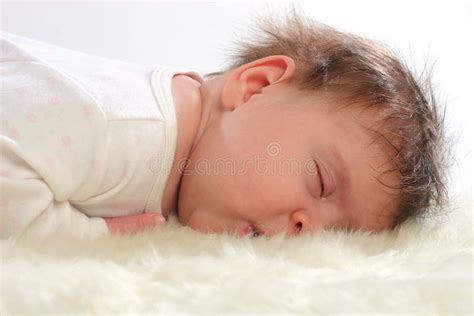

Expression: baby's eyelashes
xmin=312 ymin=158 xmax=336 ymax=199
xmin=315 ymin=160 xmax=326 ymax=198
xmin=307 ymin=159 xmax=325 ymax=199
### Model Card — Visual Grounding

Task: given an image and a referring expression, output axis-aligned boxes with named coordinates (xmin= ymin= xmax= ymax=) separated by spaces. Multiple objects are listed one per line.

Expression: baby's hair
xmin=206 ymin=7 xmax=450 ymax=230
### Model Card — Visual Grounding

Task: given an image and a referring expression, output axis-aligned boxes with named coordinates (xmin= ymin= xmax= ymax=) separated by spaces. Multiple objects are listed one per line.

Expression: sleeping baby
xmin=0 ymin=11 xmax=447 ymax=239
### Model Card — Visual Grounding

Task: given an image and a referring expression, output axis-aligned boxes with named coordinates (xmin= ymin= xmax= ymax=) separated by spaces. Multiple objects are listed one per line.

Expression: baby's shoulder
xmin=172 ymin=74 xmax=202 ymax=109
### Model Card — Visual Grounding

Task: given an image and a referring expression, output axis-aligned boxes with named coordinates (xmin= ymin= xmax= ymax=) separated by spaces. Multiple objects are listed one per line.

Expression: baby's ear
xmin=221 ymin=55 xmax=295 ymax=110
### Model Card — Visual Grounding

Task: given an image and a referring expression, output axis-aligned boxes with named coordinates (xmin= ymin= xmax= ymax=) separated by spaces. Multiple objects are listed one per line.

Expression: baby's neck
xmin=160 ymin=74 xmax=209 ymax=217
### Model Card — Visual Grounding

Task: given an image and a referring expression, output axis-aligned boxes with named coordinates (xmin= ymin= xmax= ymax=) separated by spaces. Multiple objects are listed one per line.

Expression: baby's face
xmin=178 ymin=84 xmax=400 ymax=237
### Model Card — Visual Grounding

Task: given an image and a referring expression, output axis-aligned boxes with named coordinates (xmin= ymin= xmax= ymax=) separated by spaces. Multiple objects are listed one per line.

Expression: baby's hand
xmin=105 ymin=212 xmax=166 ymax=235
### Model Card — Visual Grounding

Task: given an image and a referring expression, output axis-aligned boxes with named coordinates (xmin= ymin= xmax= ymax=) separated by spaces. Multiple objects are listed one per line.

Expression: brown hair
xmin=207 ymin=7 xmax=450 ymax=230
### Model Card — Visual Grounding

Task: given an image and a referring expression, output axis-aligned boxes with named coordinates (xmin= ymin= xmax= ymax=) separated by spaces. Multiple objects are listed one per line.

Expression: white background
xmin=1 ymin=0 xmax=472 ymax=209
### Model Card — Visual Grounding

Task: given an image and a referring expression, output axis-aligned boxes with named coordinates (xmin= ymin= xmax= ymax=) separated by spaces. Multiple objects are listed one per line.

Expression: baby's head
xmin=177 ymin=10 xmax=448 ymax=237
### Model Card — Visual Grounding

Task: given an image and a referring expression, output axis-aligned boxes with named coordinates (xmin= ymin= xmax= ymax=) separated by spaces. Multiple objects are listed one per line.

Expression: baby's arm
xmin=0 ymin=139 xmax=107 ymax=239
xmin=0 ymin=140 xmax=165 ymax=238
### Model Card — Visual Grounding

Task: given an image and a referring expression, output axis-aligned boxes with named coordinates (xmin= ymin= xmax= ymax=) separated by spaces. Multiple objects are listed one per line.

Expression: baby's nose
xmin=293 ymin=221 xmax=303 ymax=234
xmin=289 ymin=209 xmax=313 ymax=235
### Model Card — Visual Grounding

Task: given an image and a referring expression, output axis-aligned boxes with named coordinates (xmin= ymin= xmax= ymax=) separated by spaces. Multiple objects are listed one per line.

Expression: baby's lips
xmin=238 ymin=223 xmax=264 ymax=237
xmin=240 ymin=224 xmax=254 ymax=236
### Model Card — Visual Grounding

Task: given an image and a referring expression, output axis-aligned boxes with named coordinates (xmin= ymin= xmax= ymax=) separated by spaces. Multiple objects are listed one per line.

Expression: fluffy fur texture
xmin=1 ymin=200 xmax=472 ymax=315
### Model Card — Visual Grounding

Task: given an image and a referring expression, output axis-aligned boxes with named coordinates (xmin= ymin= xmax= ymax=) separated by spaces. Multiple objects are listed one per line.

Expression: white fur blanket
xmin=1 ymin=201 xmax=472 ymax=315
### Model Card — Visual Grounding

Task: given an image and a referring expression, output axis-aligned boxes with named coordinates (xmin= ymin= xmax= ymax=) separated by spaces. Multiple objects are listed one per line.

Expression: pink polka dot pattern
xmin=44 ymin=156 xmax=54 ymax=166
xmin=14 ymin=86 xmax=26 ymax=94
xmin=9 ymin=128 xmax=21 ymax=141
xmin=91 ymin=159 xmax=101 ymax=175
xmin=51 ymin=96 xmax=61 ymax=107
xmin=13 ymin=220 xmax=21 ymax=231
xmin=46 ymin=76 xmax=58 ymax=88
xmin=26 ymin=113 xmax=38 ymax=123
xmin=0 ymin=170 xmax=10 ymax=177
xmin=83 ymin=104 xmax=94 ymax=117
xmin=0 ymin=197 xmax=9 ymax=208
xmin=61 ymin=135 xmax=72 ymax=147
xmin=120 ymin=170 xmax=129 ymax=180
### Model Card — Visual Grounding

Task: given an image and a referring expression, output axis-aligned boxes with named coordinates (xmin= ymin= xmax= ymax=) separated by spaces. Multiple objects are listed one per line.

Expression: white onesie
xmin=0 ymin=32 xmax=203 ymax=239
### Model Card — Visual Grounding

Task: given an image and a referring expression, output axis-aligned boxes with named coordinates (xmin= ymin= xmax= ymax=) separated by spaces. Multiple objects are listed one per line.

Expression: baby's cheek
xmin=187 ymin=208 xmax=225 ymax=234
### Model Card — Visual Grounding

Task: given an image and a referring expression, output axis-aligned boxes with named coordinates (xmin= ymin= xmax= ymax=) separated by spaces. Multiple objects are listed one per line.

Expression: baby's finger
xmin=125 ymin=212 xmax=166 ymax=233
xmin=138 ymin=212 xmax=166 ymax=229
xmin=106 ymin=212 xmax=166 ymax=234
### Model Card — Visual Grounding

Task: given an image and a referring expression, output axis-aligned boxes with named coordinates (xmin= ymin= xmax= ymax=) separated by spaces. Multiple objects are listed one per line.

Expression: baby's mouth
xmin=238 ymin=223 xmax=265 ymax=237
